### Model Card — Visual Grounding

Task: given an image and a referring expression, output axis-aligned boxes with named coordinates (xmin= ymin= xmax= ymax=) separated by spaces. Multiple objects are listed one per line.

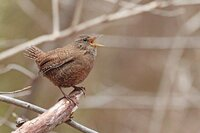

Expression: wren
xmin=25 ymin=34 xmax=103 ymax=98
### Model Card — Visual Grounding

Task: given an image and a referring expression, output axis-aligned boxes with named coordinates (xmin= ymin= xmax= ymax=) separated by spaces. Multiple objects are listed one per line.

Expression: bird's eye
xmin=83 ymin=38 xmax=87 ymax=42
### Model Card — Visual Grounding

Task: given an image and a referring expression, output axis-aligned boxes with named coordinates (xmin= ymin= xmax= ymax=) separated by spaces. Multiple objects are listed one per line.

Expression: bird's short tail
xmin=24 ymin=46 xmax=44 ymax=60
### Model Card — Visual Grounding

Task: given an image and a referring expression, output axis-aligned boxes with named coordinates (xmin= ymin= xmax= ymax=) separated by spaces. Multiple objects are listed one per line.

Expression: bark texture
xmin=12 ymin=90 xmax=83 ymax=133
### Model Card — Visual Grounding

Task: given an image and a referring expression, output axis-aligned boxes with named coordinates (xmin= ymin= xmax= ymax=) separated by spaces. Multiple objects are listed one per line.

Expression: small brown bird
xmin=25 ymin=34 xmax=103 ymax=98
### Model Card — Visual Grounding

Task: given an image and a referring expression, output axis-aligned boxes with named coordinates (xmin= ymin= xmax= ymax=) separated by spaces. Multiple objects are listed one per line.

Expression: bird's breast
xmin=45 ymin=53 xmax=95 ymax=87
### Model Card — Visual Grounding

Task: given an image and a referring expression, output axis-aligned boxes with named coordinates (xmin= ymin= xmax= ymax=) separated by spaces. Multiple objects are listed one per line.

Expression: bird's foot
xmin=72 ymin=86 xmax=86 ymax=95
xmin=58 ymin=87 xmax=77 ymax=105
xmin=58 ymin=95 xmax=77 ymax=105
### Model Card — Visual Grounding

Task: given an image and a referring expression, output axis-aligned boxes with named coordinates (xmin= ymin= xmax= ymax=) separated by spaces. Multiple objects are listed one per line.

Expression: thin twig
xmin=180 ymin=11 xmax=200 ymax=34
xmin=16 ymin=0 xmax=52 ymax=32
xmin=110 ymin=0 xmax=122 ymax=13
xmin=0 ymin=0 xmax=194 ymax=61
xmin=0 ymin=116 xmax=16 ymax=130
xmin=52 ymin=0 xmax=60 ymax=35
xmin=148 ymin=9 xmax=200 ymax=133
xmin=0 ymin=91 xmax=31 ymax=98
xmin=171 ymin=0 xmax=200 ymax=6
xmin=100 ymin=36 xmax=200 ymax=49
xmin=0 ymin=39 xmax=27 ymax=48
xmin=0 ymin=95 xmax=98 ymax=133
xmin=0 ymin=86 xmax=31 ymax=95
xmin=104 ymin=0 xmax=185 ymax=17
xmin=0 ymin=64 xmax=36 ymax=79
xmin=0 ymin=34 xmax=56 ymax=61
xmin=71 ymin=0 xmax=84 ymax=27
xmin=148 ymin=38 xmax=185 ymax=133
xmin=0 ymin=106 xmax=16 ymax=127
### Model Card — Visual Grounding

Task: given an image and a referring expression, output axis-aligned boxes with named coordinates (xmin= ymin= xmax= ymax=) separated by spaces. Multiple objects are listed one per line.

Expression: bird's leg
xmin=58 ymin=87 xmax=76 ymax=105
xmin=72 ymin=86 xmax=86 ymax=95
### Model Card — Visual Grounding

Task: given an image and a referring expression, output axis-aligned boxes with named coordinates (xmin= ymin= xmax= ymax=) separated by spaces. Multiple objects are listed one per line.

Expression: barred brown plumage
xmin=25 ymin=35 xmax=103 ymax=98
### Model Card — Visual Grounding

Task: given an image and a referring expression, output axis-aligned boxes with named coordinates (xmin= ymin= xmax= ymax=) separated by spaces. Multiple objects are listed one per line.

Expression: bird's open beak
xmin=89 ymin=36 xmax=104 ymax=47
xmin=91 ymin=43 xmax=104 ymax=47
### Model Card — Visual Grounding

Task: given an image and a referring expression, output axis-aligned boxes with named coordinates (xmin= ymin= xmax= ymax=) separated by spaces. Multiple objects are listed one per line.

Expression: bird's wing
xmin=38 ymin=48 xmax=76 ymax=74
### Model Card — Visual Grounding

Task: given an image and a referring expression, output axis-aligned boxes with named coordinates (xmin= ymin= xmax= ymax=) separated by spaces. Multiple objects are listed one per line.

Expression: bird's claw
xmin=58 ymin=95 xmax=77 ymax=105
xmin=73 ymin=86 xmax=86 ymax=95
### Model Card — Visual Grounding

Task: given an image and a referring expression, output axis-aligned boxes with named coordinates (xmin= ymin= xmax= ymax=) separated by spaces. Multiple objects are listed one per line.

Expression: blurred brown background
xmin=0 ymin=0 xmax=200 ymax=133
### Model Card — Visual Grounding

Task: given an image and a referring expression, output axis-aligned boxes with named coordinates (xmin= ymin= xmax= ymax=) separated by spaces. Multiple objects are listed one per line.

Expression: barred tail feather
xmin=24 ymin=46 xmax=44 ymax=60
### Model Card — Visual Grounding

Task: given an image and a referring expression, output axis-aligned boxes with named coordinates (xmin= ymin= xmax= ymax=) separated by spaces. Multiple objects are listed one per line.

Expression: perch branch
xmin=12 ymin=89 xmax=83 ymax=133
xmin=0 ymin=93 xmax=98 ymax=133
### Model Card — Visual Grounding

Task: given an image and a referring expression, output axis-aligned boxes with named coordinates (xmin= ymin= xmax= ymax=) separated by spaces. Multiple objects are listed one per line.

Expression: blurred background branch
xmin=71 ymin=0 xmax=84 ymax=26
xmin=0 ymin=0 xmax=197 ymax=61
xmin=16 ymin=0 xmax=52 ymax=33
xmin=0 ymin=64 xmax=36 ymax=79
xmin=52 ymin=0 xmax=60 ymax=35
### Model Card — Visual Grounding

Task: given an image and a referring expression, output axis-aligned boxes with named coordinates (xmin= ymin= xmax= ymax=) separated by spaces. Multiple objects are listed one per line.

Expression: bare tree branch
xmin=0 ymin=39 xmax=27 ymax=48
xmin=101 ymin=36 xmax=200 ymax=49
xmin=0 ymin=116 xmax=16 ymax=130
xmin=0 ymin=106 xmax=16 ymax=127
xmin=12 ymin=89 xmax=85 ymax=133
xmin=180 ymin=11 xmax=200 ymax=34
xmin=0 ymin=86 xmax=31 ymax=98
xmin=71 ymin=0 xmax=84 ymax=26
xmin=104 ymin=0 xmax=185 ymax=17
xmin=16 ymin=0 xmax=52 ymax=32
xmin=147 ymin=8 xmax=199 ymax=133
xmin=171 ymin=0 xmax=200 ymax=6
xmin=0 ymin=34 xmax=56 ymax=61
xmin=0 ymin=94 xmax=98 ymax=133
xmin=0 ymin=0 xmax=199 ymax=59
xmin=110 ymin=0 xmax=122 ymax=13
xmin=52 ymin=0 xmax=60 ymax=35
xmin=148 ymin=39 xmax=185 ymax=133
xmin=0 ymin=64 xmax=36 ymax=79
xmin=0 ymin=0 xmax=187 ymax=62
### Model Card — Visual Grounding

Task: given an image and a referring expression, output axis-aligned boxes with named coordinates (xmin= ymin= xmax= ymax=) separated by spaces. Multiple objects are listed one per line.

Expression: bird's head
xmin=75 ymin=34 xmax=104 ymax=50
